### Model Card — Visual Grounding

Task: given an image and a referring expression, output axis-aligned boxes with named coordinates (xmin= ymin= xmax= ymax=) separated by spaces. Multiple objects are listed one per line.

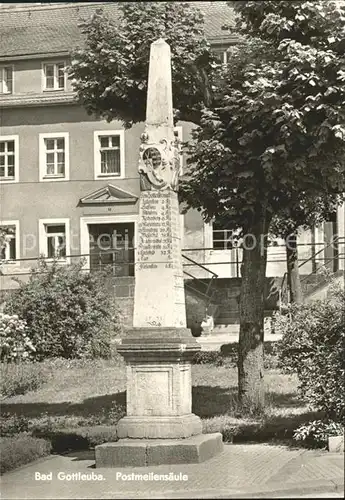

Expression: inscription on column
xmin=137 ymin=191 xmax=180 ymax=271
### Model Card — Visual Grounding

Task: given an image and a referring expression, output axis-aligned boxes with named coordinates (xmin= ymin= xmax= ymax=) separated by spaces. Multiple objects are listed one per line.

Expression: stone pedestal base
xmin=117 ymin=414 xmax=202 ymax=439
xmin=95 ymin=433 xmax=223 ymax=467
xmin=105 ymin=327 xmax=223 ymax=467
xmin=117 ymin=327 xmax=202 ymax=439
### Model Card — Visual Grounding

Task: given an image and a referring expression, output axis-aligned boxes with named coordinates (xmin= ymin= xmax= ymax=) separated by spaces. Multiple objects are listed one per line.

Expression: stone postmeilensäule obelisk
xmin=95 ymin=39 xmax=223 ymax=467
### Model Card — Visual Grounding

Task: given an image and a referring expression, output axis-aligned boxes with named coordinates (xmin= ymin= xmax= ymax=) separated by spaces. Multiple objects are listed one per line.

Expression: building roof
xmin=0 ymin=1 xmax=236 ymax=60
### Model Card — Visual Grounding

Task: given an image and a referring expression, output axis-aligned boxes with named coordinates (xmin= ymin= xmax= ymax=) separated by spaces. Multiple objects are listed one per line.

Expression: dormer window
xmin=0 ymin=66 xmax=13 ymax=94
xmin=43 ymin=62 xmax=65 ymax=91
xmin=212 ymin=47 xmax=230 ymax=66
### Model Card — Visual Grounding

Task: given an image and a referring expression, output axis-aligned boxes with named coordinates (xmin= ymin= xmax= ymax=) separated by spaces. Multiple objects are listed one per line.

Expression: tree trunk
xmin=238 ymin=214 xmax=269 ymax=410
xmin=286 ymin=232 xmax=303 ymax=303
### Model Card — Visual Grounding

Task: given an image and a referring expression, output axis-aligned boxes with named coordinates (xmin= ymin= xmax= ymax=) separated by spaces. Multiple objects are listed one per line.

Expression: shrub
xmin=220 ymin=341 xmax=278 ymax=369
xmin=192 ymin=343 xmax=278 ymax=368
xmin=264 ymin=353 xmax=280 ymax=370
xmin=202 ymin=417 xmax=237 ymax=442
xmin=0 ymin=361 xmax=50 ymax=398
xmin=0 ymin=433 xmax=51 ymax=474
xmin=4 ymin=259 xmax=120 ymax=360
xmin=220 ymin=341 xmax=276 ymax=358
xmin=0 ymin=413 xmax=30 ymax=437
xmin=293 ymin=419 xmax=344 ymax=449
xmin=0 ymin=313 xmax=36 ymax=362
xmin=275 ymin=288 xmax=345 ymax=423
xmin=33 ymin=425 xmax=118 ymax=453
xmin=30 ymin=401 xmax=125 ymax=433
xmin=192 ymin=351 xmax=223 ymax=365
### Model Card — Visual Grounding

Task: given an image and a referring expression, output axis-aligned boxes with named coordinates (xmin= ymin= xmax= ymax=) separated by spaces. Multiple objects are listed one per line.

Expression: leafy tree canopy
xmin=270 ymin=192 xmax=345 ymax=239
xmin=68 ymin=1 xmax=216 ymax=128
xmin=181 ymin=0 xmax=345 ymax=233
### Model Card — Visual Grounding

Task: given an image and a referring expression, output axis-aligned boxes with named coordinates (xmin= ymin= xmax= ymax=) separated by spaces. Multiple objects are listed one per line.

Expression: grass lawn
xmin=1 ymin=354 xmax=322 ymax=447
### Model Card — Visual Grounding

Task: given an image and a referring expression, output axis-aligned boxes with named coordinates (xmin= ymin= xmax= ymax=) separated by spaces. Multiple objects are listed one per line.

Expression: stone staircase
xmin=303 ymin=269 xmax=344 ymax=302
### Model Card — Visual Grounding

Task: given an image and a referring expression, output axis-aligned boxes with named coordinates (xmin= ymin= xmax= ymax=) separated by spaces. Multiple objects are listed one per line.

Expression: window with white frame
xmin=43 ymin=62 xmax=65 ymax=91
xmin=0 ymin=136 xmax=18 ymax=182
xmin=212 ymin=219 xmax=235 ymax=250
xmin=39 ymin=133 xmax=69 ymax=181
xmin=39 ymin=220 xmax=70 ymax=260
xmin=0 ymin=224 xmax=17 ymax=261
xmin=212 ymin=46 xmax=232 ymax=66
xmin=0 ymin=66 xmax=13 ymax=94
xmin=94 ymin=130 xmax=125 ymax=179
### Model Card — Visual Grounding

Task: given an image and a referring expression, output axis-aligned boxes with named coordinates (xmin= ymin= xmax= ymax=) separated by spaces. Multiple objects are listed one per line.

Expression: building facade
xmin=1 ymin=2 xmax=344 ymax=324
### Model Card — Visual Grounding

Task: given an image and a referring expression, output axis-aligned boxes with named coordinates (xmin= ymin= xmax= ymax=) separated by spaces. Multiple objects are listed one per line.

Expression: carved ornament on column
xmin=138 ymin=131 xmax=181 ymax=192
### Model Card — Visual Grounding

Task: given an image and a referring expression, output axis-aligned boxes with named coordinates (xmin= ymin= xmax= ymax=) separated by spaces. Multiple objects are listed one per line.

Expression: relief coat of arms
xmin=138 ymin=131 xmax=181 ymax=191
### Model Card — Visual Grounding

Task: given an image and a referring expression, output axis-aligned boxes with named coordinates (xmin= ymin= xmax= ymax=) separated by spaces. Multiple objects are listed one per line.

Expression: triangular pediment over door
xmin=79 ymin=184 xmax=138 ymax=205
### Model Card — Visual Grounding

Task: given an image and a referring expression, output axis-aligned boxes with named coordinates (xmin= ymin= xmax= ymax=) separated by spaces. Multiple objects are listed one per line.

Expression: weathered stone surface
xmin=145 ymin=39 xmax=174 ymax=144
xmin=133 ymin=190 xmax=186 ymax=329
xmin=123 ymin=361 xmax=193 ymax=417
xmin=147 ymin=433 xmax=224 ymax=465
xmin=95 ymin=433 xmax=224 ymax=468
xmin=117 ymin=414 xmax=202 ymax=439
xmin=120 ymin=327 xmax=198 ymax=346
xmin=95 ymin=441 xmax=147 ymax=468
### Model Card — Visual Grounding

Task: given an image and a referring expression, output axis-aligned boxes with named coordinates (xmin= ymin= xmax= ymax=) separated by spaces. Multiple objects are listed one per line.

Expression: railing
xmin=2 ymin=237 xmax=344 ymax=300
xmin=92 ymin=248 xmax=135 ymax=277
xmin=181 ymin=253 xmax=218 ymax=304
xmin=1 ymin=249 xmax=221 ymax=314
xmin=279 ymin=236 xmax=345 ymax=309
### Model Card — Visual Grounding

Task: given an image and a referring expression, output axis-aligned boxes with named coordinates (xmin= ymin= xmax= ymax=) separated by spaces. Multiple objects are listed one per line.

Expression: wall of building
xmin=2 ymin=99 xmax=344 ymax=279
xmin=1 ymin=104 xmax=143 ymax=261
xmin=9 ymin=57 xmax=74 ymax=94
xmin=1 ymin=104 xmax=143 ymax=182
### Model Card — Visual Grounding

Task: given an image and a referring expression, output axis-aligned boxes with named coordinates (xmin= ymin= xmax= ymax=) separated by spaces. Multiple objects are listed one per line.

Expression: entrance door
xmin=88 ymin=222 xmax=135 ymax=276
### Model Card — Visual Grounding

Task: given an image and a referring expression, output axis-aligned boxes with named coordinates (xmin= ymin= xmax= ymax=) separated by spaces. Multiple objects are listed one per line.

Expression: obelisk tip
xmin=152 ymin=38 xmax=169 ymax=46
xmin=145 ymin=37 xmax=173 ymax=131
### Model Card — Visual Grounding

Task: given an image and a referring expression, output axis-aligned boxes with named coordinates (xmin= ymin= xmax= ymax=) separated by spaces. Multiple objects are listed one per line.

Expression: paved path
xmin=1 ymin=443 xmax=343 ymax=499
xmin=281 ymin=493 xmax=344 ymax=498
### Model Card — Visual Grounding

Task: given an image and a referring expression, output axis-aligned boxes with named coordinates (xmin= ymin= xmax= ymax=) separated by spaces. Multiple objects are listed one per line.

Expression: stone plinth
xmin=116 ymin=327 xmax=201 ymax=439
xmin=96 ymin=433 xmax=224 ymax=468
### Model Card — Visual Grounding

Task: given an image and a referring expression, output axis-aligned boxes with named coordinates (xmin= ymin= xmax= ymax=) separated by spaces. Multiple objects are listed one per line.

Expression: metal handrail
xmin=300 ymin=253 xmax=344 ymax=285
xmin=184 ymin=282 xmax=214 ymax=301
xmin=298 ymin=235 xmax=342 ymax=272
xmin=181 ymin=240 xmax=344 ymax=251
xmin=181 ymin=254 xmax=220 ymax=305
xmin=279 ymin=235 xmax=344 ymax=307
xmin=182 ymin=254 xmax=218 ymax=278
xmin=183 ymin=270 xmax=210 ymax=286
xmin=3 ymin=237 xmax=343 ymax=264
